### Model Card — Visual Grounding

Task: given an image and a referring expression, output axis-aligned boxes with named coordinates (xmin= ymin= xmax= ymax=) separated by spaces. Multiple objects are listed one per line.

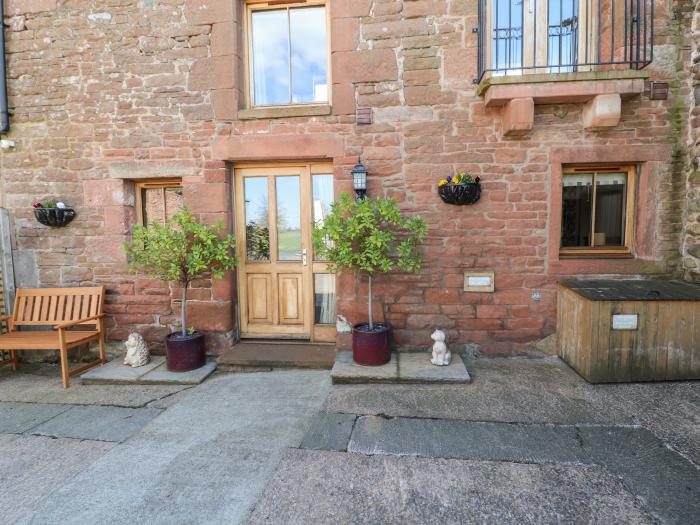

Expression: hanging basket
xmin=33 ymin=208 xmax=76 ymax=227
xmin=438 ymin=182 xmax=482 ymax=205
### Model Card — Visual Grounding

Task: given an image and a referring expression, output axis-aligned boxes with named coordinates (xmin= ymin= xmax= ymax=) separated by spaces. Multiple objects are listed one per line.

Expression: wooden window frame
xmin=559 ymin=164 xmax=636 ymax=258
xmin=134 ymin=179 xmax=183 ymax=226
xmin=244 ymin=0 xmax=331 ymax=110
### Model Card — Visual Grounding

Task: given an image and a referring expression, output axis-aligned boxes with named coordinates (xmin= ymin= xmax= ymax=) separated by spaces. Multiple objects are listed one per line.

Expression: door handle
xmin=302 ymin=248 xmax=307 ymax=266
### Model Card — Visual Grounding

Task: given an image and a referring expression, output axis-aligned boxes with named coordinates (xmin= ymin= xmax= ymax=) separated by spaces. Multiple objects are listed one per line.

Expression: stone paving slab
xmin=249 ymin=448 xmax=654 ymax=525
xmin=331 ymin=352 xmax=471 ymax=384
xmin=79 ymin=356 xmax=165 ymax=383
xmin=80 ymin=358 xmax=216 ymax=385
xmin=398 ymin=353 xmax=471 ymax=383
xmin=299 ymin=412 xmax=357 ymax=452
xmin=0 ymin=402 xmax=71 ymax=434
xmin=331 ymin=351 xmax=398 ymax=383
xmin=0 ymin=434 xmax=115 ymax=525
xmin=30 ymin=405 xmax=163 ymax=442
xmin=347 ymin=416 xmax=590 ymax=464
xmin=579 ymin=426 xmax=700 ymax=525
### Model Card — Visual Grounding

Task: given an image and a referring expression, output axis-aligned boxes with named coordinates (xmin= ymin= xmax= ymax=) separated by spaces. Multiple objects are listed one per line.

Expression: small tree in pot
xmin=313 ymin=193 xmax=427 ymax=365
xmin=125 ymin=208 xmax=237 ymax=372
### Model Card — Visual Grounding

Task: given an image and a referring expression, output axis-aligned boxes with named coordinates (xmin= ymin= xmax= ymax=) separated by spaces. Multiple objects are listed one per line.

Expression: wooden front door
xmin=234 ymin=164 xmax=336 ymax=342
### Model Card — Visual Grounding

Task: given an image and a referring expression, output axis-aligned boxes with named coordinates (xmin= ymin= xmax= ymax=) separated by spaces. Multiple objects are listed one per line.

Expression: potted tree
xmin=313 ymin=193 xmax=427 ymax=366
xmin=125 ymin=208 xmax=237 ymax=372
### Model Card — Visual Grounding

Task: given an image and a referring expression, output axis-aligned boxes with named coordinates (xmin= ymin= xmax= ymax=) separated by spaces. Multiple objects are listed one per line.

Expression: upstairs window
xmin=247 ymin=2 xmax=329 ymax=107
xmin=135 ymin=179 xmax=183 ymax=226
xmin=560 ymin=166 xmax=636 ymax=257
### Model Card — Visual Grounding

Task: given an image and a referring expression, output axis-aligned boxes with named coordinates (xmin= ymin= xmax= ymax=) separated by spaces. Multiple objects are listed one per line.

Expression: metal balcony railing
xmin=476 ymin=0 xmax=654 ymax=83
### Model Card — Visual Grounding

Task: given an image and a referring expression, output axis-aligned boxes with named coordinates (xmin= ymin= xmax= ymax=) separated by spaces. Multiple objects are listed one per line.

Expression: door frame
xmin=233 ymin=162 xmax=336 ymax=343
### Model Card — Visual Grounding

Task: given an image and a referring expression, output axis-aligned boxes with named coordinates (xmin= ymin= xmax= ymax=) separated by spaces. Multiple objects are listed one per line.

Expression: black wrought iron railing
xmin=476 ymin=0 xmax=654 ymax=82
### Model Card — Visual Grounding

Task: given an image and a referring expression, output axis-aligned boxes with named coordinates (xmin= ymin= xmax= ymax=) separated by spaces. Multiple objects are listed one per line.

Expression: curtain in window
xmin=315 ymin=274 xmax=336 ymax=325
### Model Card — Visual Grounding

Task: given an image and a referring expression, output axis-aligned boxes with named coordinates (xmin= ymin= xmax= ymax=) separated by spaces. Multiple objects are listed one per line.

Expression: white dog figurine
xmin=430 ymin=329 xmax=451 ymax=366
xmin=124 ymin=333 xmax=151 ymax=368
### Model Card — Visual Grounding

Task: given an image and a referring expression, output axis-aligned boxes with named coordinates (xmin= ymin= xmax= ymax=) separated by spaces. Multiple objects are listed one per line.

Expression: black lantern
xmin=352 ymin=159 xmax=367 ymax=201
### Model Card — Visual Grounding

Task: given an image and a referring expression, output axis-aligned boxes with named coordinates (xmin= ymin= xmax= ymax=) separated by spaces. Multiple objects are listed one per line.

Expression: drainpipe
xmin=0 ymin=0 xmax=9 ymax=133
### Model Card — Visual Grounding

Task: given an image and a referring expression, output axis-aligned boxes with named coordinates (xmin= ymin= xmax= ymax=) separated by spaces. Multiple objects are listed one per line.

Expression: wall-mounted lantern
xmin=352 ymin=159 xmax=367 ymax=201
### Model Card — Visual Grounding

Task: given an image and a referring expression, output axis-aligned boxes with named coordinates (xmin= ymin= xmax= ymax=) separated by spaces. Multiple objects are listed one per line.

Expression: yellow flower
xmin=439 ymin=179 xmax=448 ymax=186
xmin=451 ymin=177 xmax=459 ymax=184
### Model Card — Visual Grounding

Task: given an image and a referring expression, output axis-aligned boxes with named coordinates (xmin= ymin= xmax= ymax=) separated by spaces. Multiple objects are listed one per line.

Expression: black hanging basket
xmin=438 ymin=182 xmax=482 ymax=205
xmin=33 ymin=208 xmax=76 ymax=227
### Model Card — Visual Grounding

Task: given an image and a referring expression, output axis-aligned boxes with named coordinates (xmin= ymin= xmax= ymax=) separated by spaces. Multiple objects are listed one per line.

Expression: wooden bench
xmin=0 ymin=287 xmax=106 ymax=388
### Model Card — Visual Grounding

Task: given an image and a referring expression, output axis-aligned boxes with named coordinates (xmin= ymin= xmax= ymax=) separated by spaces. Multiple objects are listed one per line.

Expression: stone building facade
xmin=0 ymin=0 xmax=696 ymax=356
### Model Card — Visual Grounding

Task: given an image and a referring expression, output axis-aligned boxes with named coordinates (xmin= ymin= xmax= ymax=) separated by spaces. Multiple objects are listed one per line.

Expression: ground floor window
xmin=135 ymin=179 xmax=183 ymax=226
xmin=560 ymin=165 xmax=635 ymax=257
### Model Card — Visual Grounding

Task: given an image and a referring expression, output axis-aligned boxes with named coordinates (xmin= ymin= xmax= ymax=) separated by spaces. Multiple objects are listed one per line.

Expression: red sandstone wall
xmin=0 ymin=0 xmax=689 ymax=355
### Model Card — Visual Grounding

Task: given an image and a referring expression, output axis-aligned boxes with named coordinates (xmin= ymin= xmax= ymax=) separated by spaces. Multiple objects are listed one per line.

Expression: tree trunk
xmin=368 ymin=273 xmax=373 ymax=330
xmin=181 ymin=281 xmax=188 ymax=337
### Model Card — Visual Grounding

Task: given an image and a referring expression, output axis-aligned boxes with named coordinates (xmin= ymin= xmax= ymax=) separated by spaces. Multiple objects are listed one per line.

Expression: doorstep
xmin=80 ymin=356 xmax=217 ymax=385
xmin=217 ymin=342 xmax=336 ymax=370
xmin=331 ymin=352 xmax=471 ymax=385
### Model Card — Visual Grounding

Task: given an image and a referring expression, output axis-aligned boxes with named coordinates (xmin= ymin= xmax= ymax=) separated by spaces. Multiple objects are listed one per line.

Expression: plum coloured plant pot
xmin=352 ymin=323 xmax=391 ymax=366
xmin=165 ymin=331 xmax=206 ymax=372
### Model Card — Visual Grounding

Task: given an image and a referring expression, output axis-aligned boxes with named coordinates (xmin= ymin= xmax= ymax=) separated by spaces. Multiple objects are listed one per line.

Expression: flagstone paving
xmin=287 ymin=414 xmax=700 ymax=524
xmin=3 ymin=370 xmax=330 ymax=525
xmin=0 ymin=357 xmax=697 ymax=524
xmin=0 ymin=363 xmax=191 ymax=407
xmin=323 ymin=357 xmax=700 ymax=466
xmin=250 ymin=449 xmax=657 ymax=525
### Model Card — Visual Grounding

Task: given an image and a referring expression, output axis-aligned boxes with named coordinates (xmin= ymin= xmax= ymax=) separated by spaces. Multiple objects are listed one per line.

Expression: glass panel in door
xmin=312 ymin=174 xmax=334 ymax=261
xmin=276 ymin=176 xmax=302 ymax=261
xmin=244 ymin=177 xmax=270 ymax=261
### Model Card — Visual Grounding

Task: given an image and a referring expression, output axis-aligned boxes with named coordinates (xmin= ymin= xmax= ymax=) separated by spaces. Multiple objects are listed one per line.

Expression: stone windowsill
xmin=238 ymin=104 xmax=332 ymax=120
xmin=478 ymin=70 xmax=650 ymax=105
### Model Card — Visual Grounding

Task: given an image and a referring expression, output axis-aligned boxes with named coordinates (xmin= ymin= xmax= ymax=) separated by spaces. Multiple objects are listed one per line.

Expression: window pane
xmin=244 ymin=177 xmax=270 ymax=261
xmin=492 ymin=0 xmax=523 ymax=72
xmin=142 ymin=188 xmax=164 ymax=225
xmin=547 ymin=0 xmax=578 ymax=72
xmin=561 ymin=174 xmax=593 ymax=247
xmin=276 ymin=176 xmax=302 ymax=261
xmin=164 ymin=187 xmax=184 ymax=221
xmin=251 ymin=9 xmax=290 ymax=106
xmin=593 ymin=173 xmax=627 ymax=247
xmin=312 ymin=174 xmax=333 ymax=260
xmin=290 ymin=7 xmax=328 ymax=103
xmin=314 ymin=274 xmax=336 ymax=324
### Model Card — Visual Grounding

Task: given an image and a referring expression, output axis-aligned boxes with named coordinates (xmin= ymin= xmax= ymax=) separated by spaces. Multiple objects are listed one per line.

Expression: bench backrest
xmin=12 ymin=286 xmax=105 ymax=327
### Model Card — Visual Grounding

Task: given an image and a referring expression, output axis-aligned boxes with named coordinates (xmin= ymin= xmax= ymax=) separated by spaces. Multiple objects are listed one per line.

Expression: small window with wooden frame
xmin=245 ymin=0 xmax=330 ymax=108
xmin=135 ymin=179 xmax=184 ymax=226
xmin=560 ymin=165 xmax=636 ymax=257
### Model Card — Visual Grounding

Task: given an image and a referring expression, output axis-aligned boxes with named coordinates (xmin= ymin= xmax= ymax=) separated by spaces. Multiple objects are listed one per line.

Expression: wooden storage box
xmin=557 ymin=280 xmax=700 ymax=383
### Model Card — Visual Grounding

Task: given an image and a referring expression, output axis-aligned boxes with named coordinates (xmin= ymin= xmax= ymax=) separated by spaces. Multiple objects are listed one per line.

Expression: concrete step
xmin=217 ymin=342 xmax=336 ymax=370
xmin=80 ymin=356 xmax=217 ymax=385
xmin=331 ymin=351 xmax=471 ymax=384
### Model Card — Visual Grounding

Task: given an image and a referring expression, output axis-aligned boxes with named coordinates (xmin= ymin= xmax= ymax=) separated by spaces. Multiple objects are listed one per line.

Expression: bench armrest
xmin=54 ymin=314 xmax=104 ymax=330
